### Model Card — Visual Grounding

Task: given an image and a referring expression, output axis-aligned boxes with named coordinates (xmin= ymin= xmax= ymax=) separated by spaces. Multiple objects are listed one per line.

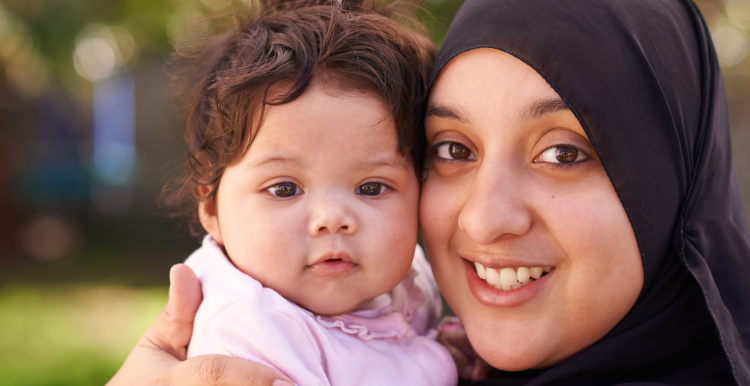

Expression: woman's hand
xmin=437 ymin=317 xmax=493 ymax=382
xmin=107 ymin=264 xmax=292 ymax=386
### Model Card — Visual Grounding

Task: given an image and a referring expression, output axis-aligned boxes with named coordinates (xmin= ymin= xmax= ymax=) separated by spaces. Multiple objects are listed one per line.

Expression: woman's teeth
xmin=474 ymin=262 xmax=554 ymax=291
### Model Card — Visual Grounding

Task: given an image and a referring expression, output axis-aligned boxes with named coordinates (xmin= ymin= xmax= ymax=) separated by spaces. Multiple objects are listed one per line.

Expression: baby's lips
xmin=309 ymin=250 xmax=354 ymax=266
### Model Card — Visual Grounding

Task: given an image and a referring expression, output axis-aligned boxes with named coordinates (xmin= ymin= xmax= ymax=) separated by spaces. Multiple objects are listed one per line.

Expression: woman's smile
xmin=471 ymin=262 xmax=554 ymax=291
xmin=465 ymin=258 xmax=556 ymax=308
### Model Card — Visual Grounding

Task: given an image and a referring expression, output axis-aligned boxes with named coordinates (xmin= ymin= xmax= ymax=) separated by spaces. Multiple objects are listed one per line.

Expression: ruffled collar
xmin=315 ymin=269 xmax=425 ymax=341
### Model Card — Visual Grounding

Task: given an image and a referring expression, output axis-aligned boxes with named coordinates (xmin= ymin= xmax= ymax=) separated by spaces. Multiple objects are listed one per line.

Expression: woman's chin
xmin=466 ymin=326 xmax=564 ymax=372
xmin=476 ymin=348 xmax=550 ymax=372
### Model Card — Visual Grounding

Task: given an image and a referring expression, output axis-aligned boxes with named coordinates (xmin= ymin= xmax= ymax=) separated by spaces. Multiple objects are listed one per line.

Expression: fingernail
xmin=273 ymin=379 xmax=292 ymax=386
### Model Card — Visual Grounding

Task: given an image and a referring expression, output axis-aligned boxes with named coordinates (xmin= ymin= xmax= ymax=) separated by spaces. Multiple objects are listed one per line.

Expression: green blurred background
xmin=0 ymin=0 xmax=748 ymax=384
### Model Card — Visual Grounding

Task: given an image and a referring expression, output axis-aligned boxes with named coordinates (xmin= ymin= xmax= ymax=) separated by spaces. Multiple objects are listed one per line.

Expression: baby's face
xmin=200 ymin=83 xmax=420 ymax=316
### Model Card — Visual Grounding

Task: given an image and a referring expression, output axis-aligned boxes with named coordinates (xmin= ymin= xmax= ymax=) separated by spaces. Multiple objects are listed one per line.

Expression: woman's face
xmin=421 ymin=48 xmax=644 ymax=371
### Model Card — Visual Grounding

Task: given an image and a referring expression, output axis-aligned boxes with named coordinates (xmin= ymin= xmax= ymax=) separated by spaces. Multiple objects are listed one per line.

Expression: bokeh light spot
xmin=21 ymin=217 xmax=75 ymax=262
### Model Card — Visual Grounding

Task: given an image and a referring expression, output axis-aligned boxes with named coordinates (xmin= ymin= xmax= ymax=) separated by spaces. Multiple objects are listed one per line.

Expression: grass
xmin=0 ymin=284 xmax=167 ymax=386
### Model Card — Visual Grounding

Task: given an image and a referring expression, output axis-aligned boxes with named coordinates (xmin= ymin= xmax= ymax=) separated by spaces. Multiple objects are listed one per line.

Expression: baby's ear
xmin=197 ymin=186 xmax=223 ymax=244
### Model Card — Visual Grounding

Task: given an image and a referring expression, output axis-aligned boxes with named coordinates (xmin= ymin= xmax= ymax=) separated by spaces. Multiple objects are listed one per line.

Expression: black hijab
xmin=428 ymin=0 xmax=750 ymax=384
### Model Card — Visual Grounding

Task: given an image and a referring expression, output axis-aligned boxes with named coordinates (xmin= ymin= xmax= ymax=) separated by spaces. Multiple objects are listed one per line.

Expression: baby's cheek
xmin=370 ymin=199 xmax=418 ymax=275
xmin=385 ymin=216 xmax=418 ymax=259
xmin=224 ymin=208 xmax=308 ymax=288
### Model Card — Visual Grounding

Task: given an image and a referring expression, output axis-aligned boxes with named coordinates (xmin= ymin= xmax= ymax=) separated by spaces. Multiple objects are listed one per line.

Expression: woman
xmin=109 ymin=0 xmax=750 ymax=384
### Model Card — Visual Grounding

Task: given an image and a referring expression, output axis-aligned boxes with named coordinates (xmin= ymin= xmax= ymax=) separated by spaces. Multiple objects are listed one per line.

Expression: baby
xmin=163 ymin=0 xmax=458 ymax=385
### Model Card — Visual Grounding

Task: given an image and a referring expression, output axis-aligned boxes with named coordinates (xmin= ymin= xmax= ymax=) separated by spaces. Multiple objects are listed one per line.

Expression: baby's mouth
xmin=474 ymin=262 xmax=555 ymax=291
xmin=307 ymin=251 xmax=357 ymax=274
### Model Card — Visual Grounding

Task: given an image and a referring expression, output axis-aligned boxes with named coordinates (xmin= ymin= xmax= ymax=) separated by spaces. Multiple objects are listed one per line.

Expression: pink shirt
xmin=185 ymin=236 xmax=457 ymax=386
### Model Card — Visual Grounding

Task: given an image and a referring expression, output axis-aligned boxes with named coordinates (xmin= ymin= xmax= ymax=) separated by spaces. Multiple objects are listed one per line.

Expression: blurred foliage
xmin=1 ymin=0 xmax=174 ymax=94
xmin=0 ymin=285 xmax=166 ymax=386
xmin=696 ymin=0 xmax=750 ymax=103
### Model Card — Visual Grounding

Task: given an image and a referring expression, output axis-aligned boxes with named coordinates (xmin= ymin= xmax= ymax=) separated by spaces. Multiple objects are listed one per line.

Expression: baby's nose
xmin=308 ymin=200 xmax=357 ymax=236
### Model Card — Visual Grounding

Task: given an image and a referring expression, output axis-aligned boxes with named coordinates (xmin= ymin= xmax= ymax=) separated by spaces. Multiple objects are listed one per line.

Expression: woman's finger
xmin=162 ymin=355 xmax=292 ymax=386
xmin=445 ymin=345 xmax=473 ymax=379
xmin=471 ymin=356 xmax=493 ymax=382
xmin=108 ymin=347 xmax=293 ymax=386
xmin=143 ymin=264 xmax=203 ymax=359
xmin=107 ymin=264 xmax=203 ymax=385
xmin=438 ymin=328 xmax=476 ymax=379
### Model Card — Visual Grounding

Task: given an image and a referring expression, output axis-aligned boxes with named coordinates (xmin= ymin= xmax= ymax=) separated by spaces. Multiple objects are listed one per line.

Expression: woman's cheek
xmin=547 ymin=183 xmax=637 ymax=270
xmin=421 ymin=176 xmax=461 ymax=228
xmin=541 ymin=184 xmax=643 ymax=347
xmin=420 ymin=184 xmax=450 ymax=254
xmin=420 ymin=178 xmax=465 ymax=299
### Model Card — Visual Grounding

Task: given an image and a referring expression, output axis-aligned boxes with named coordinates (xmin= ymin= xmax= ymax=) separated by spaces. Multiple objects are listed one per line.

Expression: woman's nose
xmin=308 ymin=195 xmax=357 ymax=236
xmin=457 ymin=167 xmax=532 ymax=245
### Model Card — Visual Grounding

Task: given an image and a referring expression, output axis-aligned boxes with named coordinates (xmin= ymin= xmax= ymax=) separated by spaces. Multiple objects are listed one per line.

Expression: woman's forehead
xmin=430 ymin=48 xmax=560 ymax=113
xmin=428 ymin=48 xmax=566 ymax=126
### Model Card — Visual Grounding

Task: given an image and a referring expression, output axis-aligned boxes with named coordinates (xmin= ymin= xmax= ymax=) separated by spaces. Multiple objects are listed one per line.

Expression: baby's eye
xmin=266 ymin=182 xmax=302 ymax=197
xmin=536 ymin=145 xmax=588 ymax=164
xmin=436 ymin=142 xmax=474 ymax=160
xmin=356 ymin=182 xmax=387 ymax=196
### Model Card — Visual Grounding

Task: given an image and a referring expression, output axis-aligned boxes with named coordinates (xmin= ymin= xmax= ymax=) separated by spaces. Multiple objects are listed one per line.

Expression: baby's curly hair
xmin=162 ymin=0 xmax=436 ymax=236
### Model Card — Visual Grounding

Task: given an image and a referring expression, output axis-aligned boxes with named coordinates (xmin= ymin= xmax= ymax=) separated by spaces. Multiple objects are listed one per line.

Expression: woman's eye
xmin=356 ymin=182 xmax=387 ymax=196
xmin=436 ymin=142 xmax=473 ymax=160
xmin=266 ymin=182 xmax=302 ymax=197
xmin=537 ymin=145 xmax=587 ymax=164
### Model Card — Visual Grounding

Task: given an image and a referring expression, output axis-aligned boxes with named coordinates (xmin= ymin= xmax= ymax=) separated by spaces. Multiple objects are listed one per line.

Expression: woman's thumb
xmin=144 ymin=263 xmax=203 ymax=359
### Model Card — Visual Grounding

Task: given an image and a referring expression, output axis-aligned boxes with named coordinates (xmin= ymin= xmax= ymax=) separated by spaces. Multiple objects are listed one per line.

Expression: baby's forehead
xmin=266 ymin=76 xmax=392 ymax=117
xmin=259 ymin=81 xmax=394 ymax=136
xmin=241 ymin=81 xmax=408 ymax=170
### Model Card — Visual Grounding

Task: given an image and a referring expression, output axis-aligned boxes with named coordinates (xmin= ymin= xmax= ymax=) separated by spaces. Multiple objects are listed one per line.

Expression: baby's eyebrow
xmin=356 ymin=159 xmax=408 ymax=172
xmin=246 ymin=156 xmax=307 ymax=169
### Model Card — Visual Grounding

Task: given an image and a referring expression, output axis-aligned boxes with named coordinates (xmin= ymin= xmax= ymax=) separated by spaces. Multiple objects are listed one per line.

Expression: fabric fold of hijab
xmin=428 ymin=0 xmax=750 ymax=384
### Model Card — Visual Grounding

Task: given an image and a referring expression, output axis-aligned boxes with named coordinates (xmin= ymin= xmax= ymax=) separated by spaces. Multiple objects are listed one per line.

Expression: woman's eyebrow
xmin=426 ymin=103 xmax=469 ymax=123
xmin=520 ymin=98 xmax=570 ymax=121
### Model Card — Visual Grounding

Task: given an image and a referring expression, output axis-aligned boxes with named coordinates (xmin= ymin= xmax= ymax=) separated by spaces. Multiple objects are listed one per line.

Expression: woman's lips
xmin=464 ymin=258 xmax=555 ymax=308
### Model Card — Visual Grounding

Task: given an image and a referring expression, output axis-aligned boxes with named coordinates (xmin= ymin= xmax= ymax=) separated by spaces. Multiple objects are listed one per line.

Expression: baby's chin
xmin=295 ymin=296 xmax=373 ymax=317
